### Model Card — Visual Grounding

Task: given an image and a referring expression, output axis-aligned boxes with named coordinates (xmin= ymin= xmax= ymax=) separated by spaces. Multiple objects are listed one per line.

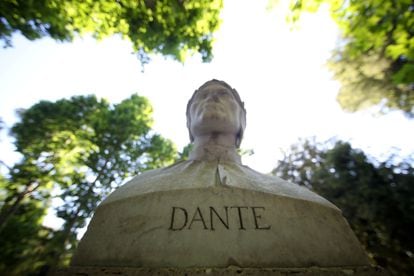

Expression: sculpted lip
xmin=203 ymin=97 xmax=221 ymax=104
xmin=203 ymin=102 xmax=222 ymax=108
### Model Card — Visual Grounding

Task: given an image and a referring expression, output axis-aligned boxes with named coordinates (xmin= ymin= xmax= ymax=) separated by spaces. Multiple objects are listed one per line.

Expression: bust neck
xmin=188 ymin=134 xmax=242 ymax=164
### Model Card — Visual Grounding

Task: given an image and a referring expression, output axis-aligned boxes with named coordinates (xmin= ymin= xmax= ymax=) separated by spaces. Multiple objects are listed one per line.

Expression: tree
xmin=0 ymin=160 xmax=56 ymax=275
xmin=0 ymin=0 xmax=223 ymax=63
xmin=273 ymin=138 xmax=414 ymax=275
xmin=0 ymin=196 xmax=52 ymax=275
xmin=278 ymin=0 xmax=414 ymax=116
xmin=0 ymin=94 xmax=177 ymax=274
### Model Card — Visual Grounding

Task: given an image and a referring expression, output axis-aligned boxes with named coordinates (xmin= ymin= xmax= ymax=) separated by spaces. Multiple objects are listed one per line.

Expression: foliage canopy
xmin=0 ymin=0 xmax=223 ymax=62
xmin=282 ymin=0 xmax=414 ymax=116
xmin=273 ymin=138 xmax=414 ymax=275
xmin=0 ymin=94 xmax=177 ymax=274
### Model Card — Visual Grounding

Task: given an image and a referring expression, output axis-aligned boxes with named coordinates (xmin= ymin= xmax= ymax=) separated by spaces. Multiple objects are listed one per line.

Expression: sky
xmin=1 ymin=0 xmax=414 ymax=178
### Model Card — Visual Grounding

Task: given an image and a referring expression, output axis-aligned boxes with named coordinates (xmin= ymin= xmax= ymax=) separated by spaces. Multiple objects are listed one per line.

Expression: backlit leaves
xmin=0 ymin=0 xmax=223 ymax=62
xmin=0 ymin=94 xmax=177 ymax=274
xmin=282 ymin=0 xmax=414 ymax=116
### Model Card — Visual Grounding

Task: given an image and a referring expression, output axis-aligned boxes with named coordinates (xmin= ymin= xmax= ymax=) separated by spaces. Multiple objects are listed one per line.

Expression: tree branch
xmin=0 ymin=160 xmax=12 ymax=171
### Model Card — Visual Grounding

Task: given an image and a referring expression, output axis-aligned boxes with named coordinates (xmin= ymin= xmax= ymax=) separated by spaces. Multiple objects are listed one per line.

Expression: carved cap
xmin=186 ymin=79 xmax=247 ymax=147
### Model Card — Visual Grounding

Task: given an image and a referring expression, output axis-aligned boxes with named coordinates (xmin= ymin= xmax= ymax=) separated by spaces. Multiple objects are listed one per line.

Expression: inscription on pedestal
xmin=168 ymin=206 xmax=271 ymax=231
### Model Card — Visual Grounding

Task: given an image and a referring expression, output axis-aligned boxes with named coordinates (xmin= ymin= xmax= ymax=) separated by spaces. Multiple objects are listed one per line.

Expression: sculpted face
xmin=187 ymin=81 xmax=245 ymax=144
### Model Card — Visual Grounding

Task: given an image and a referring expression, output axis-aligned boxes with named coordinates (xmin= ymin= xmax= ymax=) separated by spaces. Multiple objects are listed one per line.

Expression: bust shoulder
xmin=102 ymin=160 xmax=336 ymax=211
xmin=101 ymin=160 xmax=216 ymax=205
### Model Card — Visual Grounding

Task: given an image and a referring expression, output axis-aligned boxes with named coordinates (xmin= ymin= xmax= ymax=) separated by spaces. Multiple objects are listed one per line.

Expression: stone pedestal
xmin=53 ymin=265 xmax=386 ymax=275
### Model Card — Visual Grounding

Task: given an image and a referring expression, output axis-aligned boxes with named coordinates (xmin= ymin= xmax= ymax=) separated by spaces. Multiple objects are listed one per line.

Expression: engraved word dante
xmin=168 ymin=206 xmax=271 ymax=231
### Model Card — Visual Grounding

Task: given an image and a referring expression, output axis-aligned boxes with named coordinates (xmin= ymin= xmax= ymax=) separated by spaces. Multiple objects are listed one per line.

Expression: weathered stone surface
xmin=53 ymin=265 xmax=387 ymax=276
xmin=72 ymin=160 xmax=368 ymax=268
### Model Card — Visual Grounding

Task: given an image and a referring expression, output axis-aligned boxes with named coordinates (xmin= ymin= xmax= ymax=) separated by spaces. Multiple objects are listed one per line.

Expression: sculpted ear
xmin=187 ymin=117 xmax=194 ymax=143
xmin=236 ymin=107 xmax=246 ymax=148
xmin=236 ymin=127 xmax=243 ymax=148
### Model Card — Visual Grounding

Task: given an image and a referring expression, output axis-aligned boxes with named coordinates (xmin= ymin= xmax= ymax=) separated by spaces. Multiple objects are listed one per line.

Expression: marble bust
xmin=71 ymin=80 xmax=370 ymax=270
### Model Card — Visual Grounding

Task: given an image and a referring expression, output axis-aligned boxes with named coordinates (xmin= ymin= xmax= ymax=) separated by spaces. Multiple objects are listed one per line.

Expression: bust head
xmin=186 ymin=80 xmax=246 ymax=148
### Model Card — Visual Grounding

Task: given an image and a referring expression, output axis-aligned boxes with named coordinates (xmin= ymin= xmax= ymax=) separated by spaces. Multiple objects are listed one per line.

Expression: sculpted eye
xmin=197 ymin=91 xmax=208 ymax=100
xmin=221 ymin=91 xmax=233 ymax=98
xmin=214 ymin=90 xmax=225 ymax=97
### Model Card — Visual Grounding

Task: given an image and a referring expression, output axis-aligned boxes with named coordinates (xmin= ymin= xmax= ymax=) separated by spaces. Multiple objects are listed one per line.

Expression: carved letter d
xmin=168 ymin=207 xmax=188 ymax=231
